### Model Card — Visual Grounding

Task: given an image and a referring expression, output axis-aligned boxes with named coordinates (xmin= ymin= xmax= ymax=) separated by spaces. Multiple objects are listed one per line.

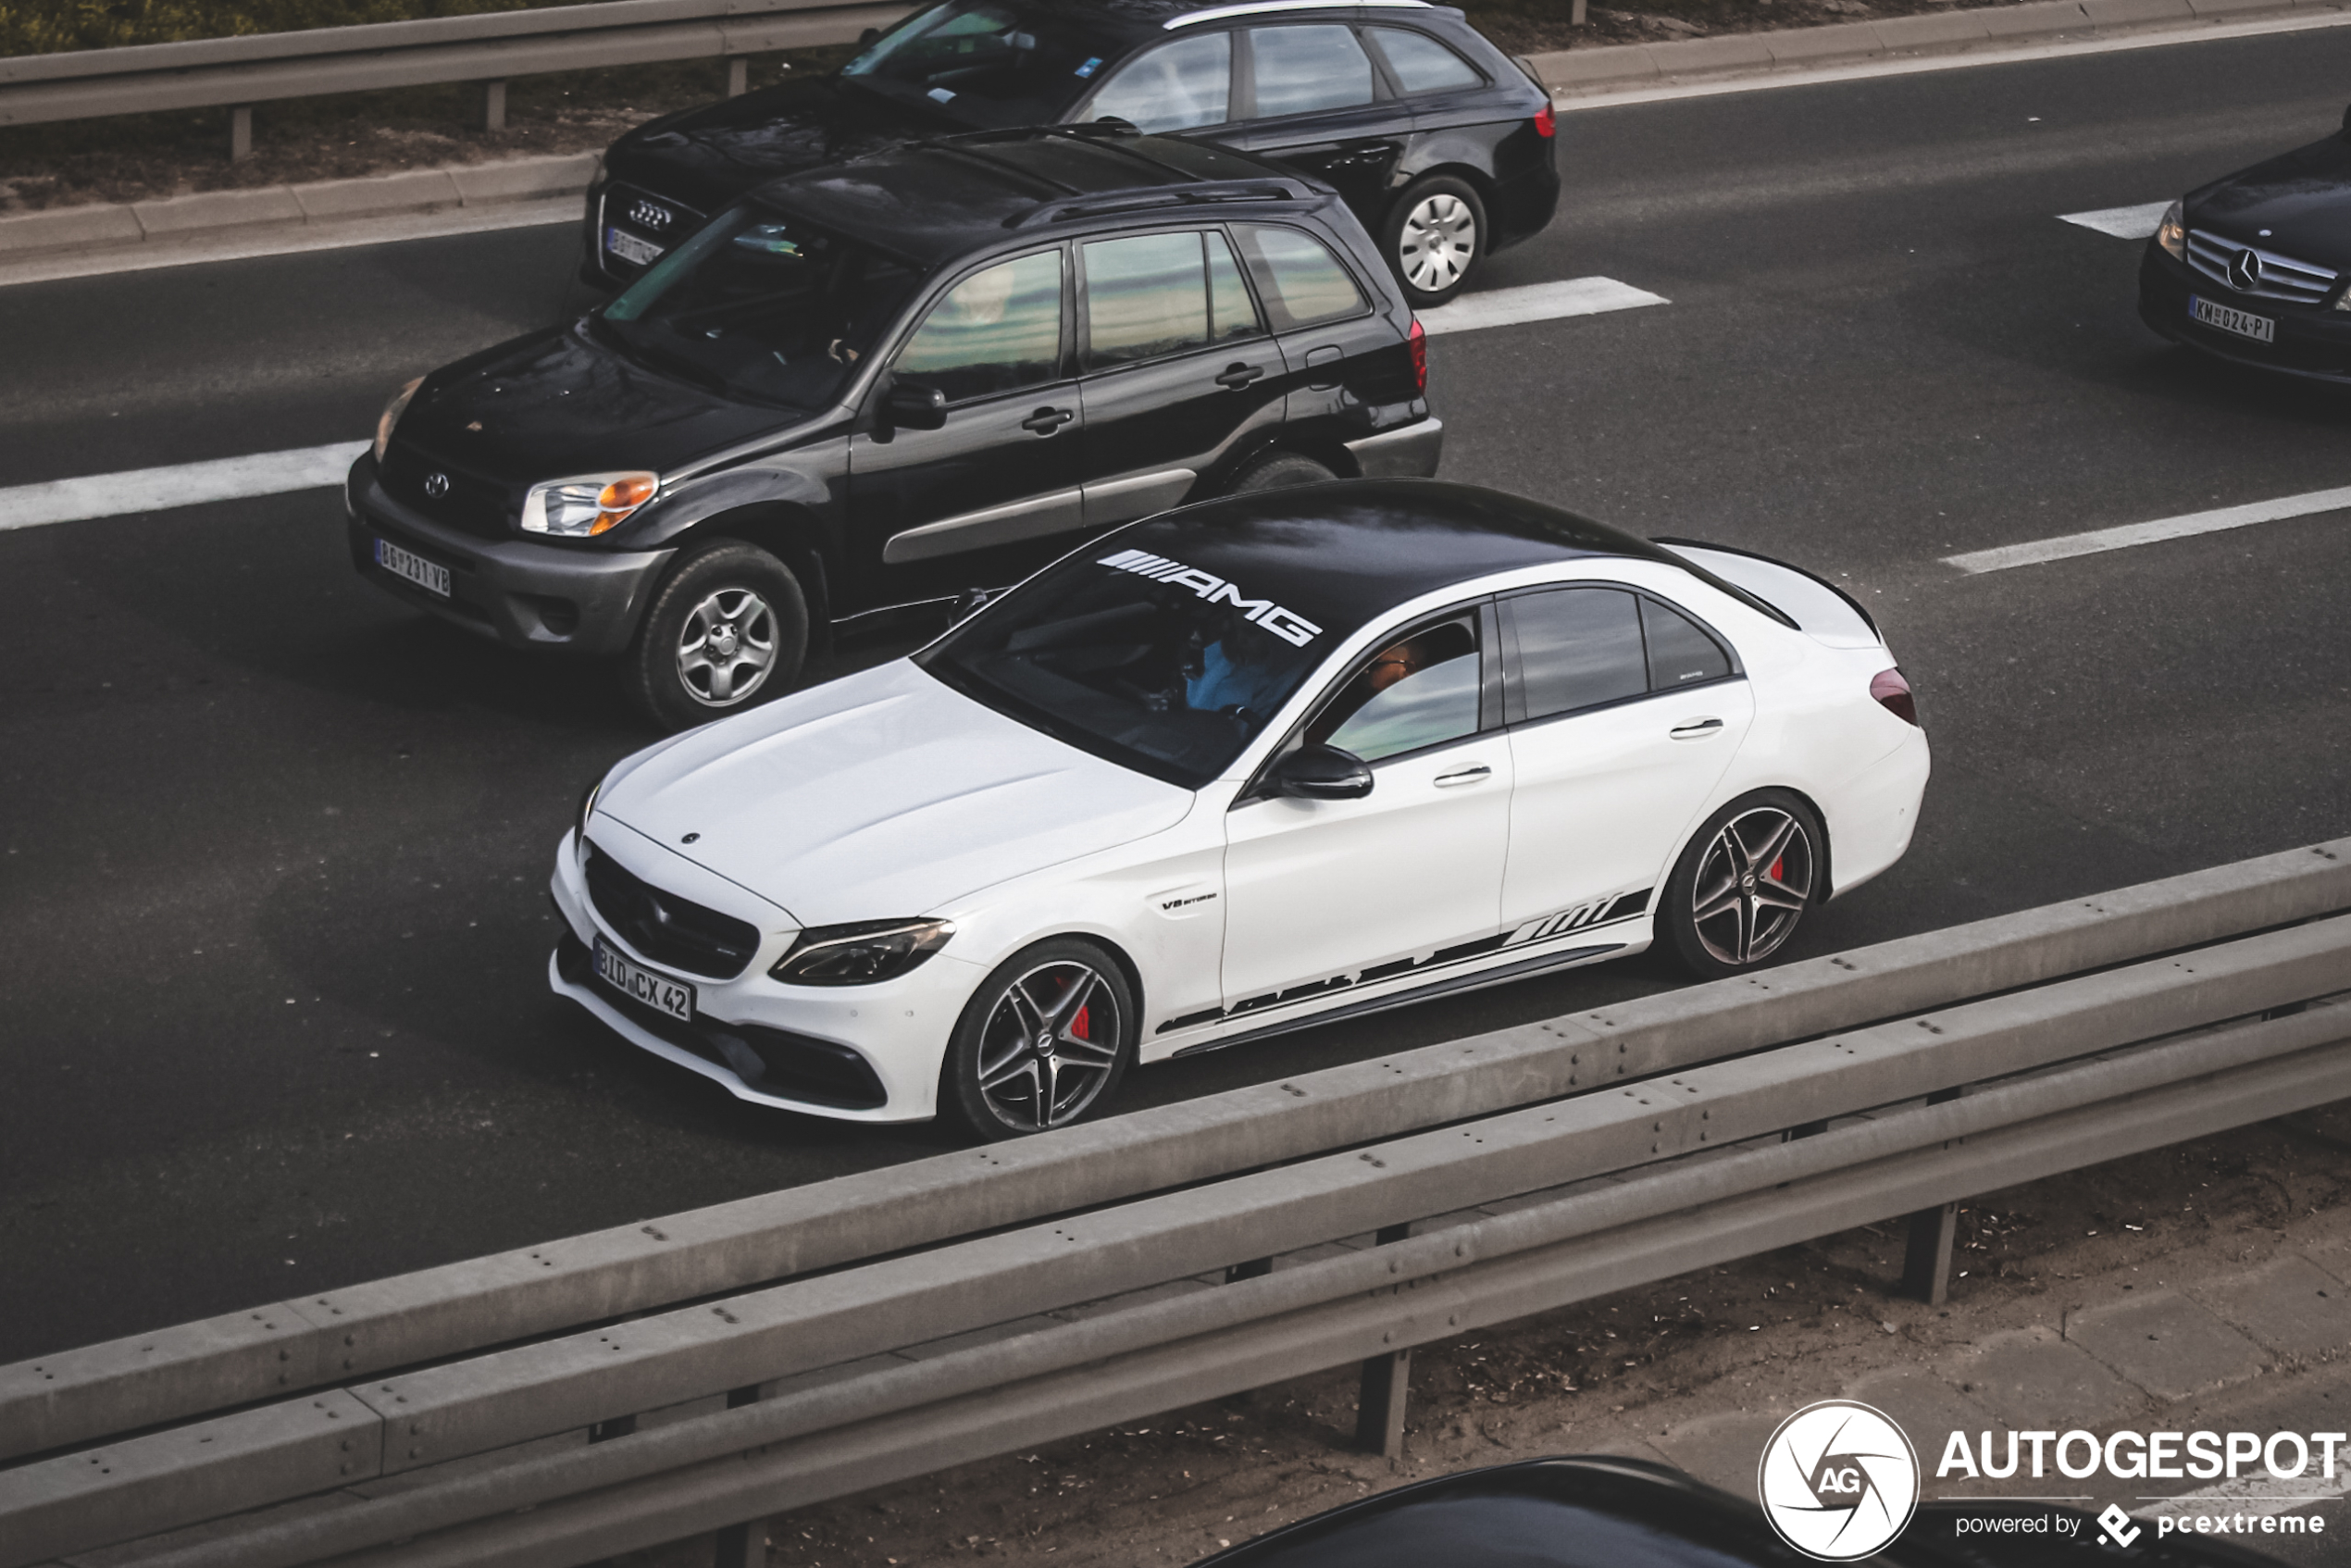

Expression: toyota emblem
xmin=2229 ymin=247 xmax=2262 ymax=292
xmin=628 ymin=199 xmax=673 ymax=231
xmin=423 ymin=472 xmax=452 ymax=499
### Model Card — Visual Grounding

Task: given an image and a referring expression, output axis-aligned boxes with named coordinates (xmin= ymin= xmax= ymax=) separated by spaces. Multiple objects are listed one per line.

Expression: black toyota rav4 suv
xmin=349 ymin=126 xmax=1440 ymax=728
xmin=586 ymin=0 xmax=1559 ymax=307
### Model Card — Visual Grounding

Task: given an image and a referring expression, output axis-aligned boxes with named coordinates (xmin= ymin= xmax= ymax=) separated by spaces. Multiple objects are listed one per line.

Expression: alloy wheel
xmin=675 ymin=586 xmax=777 ymax=708
xmin=1688 ymin=805 xmax=1816 ymax=966
xmin=1399 ymin=193 xmax=1477 ymax=294
xmin=974 ymin=960 xmax=1123 ymax=1132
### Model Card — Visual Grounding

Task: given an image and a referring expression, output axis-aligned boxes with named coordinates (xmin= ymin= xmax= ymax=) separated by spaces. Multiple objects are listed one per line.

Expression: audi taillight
xmin=1408 ymin=317 xmax=1427 ymax=393
xmin=1533 ymin=103 xmax=1555 ymax=139
xmin=1871 ymin=667 xmax=1920 ymax=727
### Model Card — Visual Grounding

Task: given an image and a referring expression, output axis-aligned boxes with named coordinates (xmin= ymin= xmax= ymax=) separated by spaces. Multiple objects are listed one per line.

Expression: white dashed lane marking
xmin=2059 ymin=201 xmax=2171 ymax=240
xmin=1945 ymin=485 xmax=2351 ymax=574
xmin=0 ymin=441 xmax=365 ymax=532
xmin=1418 ymin=277 xmax=1669 ymax=336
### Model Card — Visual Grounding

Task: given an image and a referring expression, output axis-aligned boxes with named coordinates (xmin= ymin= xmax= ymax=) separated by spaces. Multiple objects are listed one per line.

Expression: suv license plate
xmin=594 ymin=938 xmax=695 ymax=1023
xmin=605 ymin=227 xmax=665 ymax=268
xmin=373 ymin=534 xmax=450 ymax=598
xmin=2191 ymin=294 xmax=2275 ymax=344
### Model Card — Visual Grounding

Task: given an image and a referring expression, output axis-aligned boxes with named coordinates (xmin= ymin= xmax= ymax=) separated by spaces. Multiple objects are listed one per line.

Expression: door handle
xmin=1214 ymin=362 xmax=1264 ymax=390
xmin=1021 ymin=406 xmax=1075 ymax=435
xmin=1434 ymin=765 xmax=1492 ymax=787
xmin=1670 ymin=718 xmax=1724 ymax=740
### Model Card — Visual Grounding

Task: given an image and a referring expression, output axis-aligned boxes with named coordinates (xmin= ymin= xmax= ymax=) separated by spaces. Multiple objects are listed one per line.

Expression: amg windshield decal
xmin=1155 ymin=887 xmax=1654 ymax=1035
xmin=1097 ymin=547 xmax=1325 ymax=647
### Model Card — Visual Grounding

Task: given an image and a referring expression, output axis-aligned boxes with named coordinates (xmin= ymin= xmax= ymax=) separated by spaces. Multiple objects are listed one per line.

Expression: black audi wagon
xmin=586 ymin=0 xmax=1559 ymax=307
xmin=349 ymin=126 xmax=1439 ymax=728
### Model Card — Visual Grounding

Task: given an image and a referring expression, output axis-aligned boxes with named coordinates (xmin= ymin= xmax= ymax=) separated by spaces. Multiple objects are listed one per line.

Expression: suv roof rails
xmin=1010 ymin=179 xmax=1313 ymax=227
xmin=1164 ymin=0 xmax=1432 ymax=28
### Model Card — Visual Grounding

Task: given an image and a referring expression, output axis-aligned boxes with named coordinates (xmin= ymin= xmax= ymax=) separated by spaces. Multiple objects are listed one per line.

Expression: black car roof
xmin=1101 ymin=479 xmax=1787 ymax=636
xmin=750 ymin=126 xmax=1321 ymax=266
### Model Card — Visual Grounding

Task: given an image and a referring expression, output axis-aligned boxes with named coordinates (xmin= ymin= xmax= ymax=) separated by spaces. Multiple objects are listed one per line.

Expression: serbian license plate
xmin=605 ymin=226 xmax=664 ymax=268
xmin=372 ymin=534 xmax=450 ymax=598
xmin=2191 ymin=293 xmax=2276 ymax=344
xmin=594 ymin=938 xmax=695 ymax=1023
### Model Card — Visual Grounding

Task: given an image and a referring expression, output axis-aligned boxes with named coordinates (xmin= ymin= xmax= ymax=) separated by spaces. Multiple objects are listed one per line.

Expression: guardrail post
xmin=479 ymin=80 xmax=507 ymax=132
xmin=726 ymin=57 xmax=750 ymax=97
xmin=1353 ymin=1222 xmax=1413 ymax=1460
xmin=229 ymin=106 xmax=253 ymax=161
xmin=1571 ymin=0 xmax=1587 ymax=23
xmin=1899 ymin=1089 xmax=1965 ymax=1304
xmin=710 ymin=1386 xmax=765 ymax=1568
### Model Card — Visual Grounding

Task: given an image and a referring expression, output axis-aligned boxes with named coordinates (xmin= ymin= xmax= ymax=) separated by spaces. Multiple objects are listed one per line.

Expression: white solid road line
xmin=1419 ymin=277 xmax=1669 ymax=336
xmin=0 ymin=441 xmax=365 ymax=532
xmin=1945 ymin=485 xmax=2351 ymax=574
xmin=2060 ymin=200 xmax=2171 ymax=240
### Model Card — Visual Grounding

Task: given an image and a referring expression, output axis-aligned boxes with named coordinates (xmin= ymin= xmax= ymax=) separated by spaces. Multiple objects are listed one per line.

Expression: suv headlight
xmin=374 ymin=376 xmax=423 ymax=463
xmin=522 ymin=472 xmax=660 ymax=537
xmin=2156 ymin=199 xmax=2186 ymax=261
xmin=770 ymin=918 xmax=955 ymax=985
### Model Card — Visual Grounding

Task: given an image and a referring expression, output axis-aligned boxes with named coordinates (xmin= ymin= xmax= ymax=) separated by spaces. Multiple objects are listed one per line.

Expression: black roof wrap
xmin=1091 ymin=479 xmax=1786 ymax=640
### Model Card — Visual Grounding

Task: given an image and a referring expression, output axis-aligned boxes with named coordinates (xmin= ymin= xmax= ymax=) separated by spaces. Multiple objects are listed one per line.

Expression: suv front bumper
xmin=344 ymin=454 xmax=672 ymax=657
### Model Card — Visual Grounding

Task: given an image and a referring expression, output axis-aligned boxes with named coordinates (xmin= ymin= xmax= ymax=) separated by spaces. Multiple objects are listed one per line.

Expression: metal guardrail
xmin=2 ymin=838 xmax=2346 ymax=1568
xmin=0 ymin=0 xmax=914 ymax=152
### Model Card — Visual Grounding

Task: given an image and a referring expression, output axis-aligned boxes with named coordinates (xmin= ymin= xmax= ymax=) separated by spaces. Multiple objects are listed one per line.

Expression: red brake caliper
xmin=1071 ymin=1004 xmax=1090 ymax=1040
xmin=1768 ymin=856 xmax=1784 ymax=882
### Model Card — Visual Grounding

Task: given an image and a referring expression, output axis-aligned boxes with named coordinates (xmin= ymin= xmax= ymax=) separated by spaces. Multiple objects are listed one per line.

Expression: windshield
xmin=597 ymin=205 xmax=923 ymax=408
xmin=916 ymin=541 xmax=1338 ymax=788
xmin=840 ymin=0 xmax=1129 ymax=128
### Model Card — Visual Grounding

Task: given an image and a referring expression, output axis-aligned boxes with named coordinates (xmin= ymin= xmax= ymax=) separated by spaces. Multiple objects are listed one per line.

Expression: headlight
xmin=2156 ymin=199 xmax=2186 ymax=261
xmin=521 ymin=472 xmax=660 ymax=538
xmin=374 ymin=377 xmax=423 ymax=464
xmin=770 ymin=918 xmax=955 ymax=986
xmin=576 ymin=776 xmax=603 ymax=844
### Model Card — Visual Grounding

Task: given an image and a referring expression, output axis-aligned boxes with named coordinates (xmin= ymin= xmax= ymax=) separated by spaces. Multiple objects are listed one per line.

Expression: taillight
xmin=1871 ymin=667 xmax=1920 ymax=727
xmin=1408 ymin=317 xmax=1427 ymax=393
xmin=1533 ymin=103 xmax=1555 ymax=139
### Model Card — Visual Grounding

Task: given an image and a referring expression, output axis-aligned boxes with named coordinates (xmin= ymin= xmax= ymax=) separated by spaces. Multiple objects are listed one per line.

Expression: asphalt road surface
xmin=4 ymin=26 xmax=2348 ymax=1366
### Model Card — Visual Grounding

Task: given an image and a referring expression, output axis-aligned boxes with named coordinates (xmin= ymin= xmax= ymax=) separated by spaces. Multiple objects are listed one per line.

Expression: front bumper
xmin=1344 ymin=416 xmax=1444 ymax=479
xmin=548 ymin=828 xmax=972 ymax=1123
xmin=344 ymin=454 xmax=672 ymax=656
xmin=2137 ymin=246 xmax=2351 ymax=383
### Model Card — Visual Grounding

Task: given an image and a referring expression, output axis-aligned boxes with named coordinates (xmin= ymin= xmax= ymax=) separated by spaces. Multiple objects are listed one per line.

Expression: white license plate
xmin=2191 ymin=294 xmax=2275 ymax=344
xmin=372 ymin=534 xmax=450 ymax=598
xmin=594 ymin=938 xmax=695 ymax=1023
xmin=605 ymin=227 xmax=665 ymax=268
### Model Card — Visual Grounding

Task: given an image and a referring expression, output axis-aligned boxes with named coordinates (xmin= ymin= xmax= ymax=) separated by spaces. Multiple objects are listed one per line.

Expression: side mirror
xmin=859 ymin=26 xmax=881 ymax=45
xmin=883 ymin=379 xmax=948 ymax=432
xmin=1271 ymin=744 xmax=1373 ymax=801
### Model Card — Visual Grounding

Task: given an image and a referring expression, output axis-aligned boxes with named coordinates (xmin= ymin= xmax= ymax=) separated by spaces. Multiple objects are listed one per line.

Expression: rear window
xmin=1233 ymin=225 xmax=1366 ymax=331
xmin=1368 ymin=28 xmax=1482 ymax=93
xmin=1507 ymin=588 xmax=1647 ymax=721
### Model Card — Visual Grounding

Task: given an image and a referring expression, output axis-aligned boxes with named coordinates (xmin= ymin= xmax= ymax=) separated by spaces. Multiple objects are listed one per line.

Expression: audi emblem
xmin=628 ymin=199 xmax=674 ymax=231
xmin=423 ymin=472 xmax=452 ymax=499
xmin=2229 ymin=247 xmax=2262 ymax=292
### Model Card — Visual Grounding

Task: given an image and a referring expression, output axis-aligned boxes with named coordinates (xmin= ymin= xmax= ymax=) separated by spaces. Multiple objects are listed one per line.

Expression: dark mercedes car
xmin=587 ymin=0 xmax=1559 ymax=307
xmin=2139 ymin=103 xmax=2351 ymax=382
xmin=350 ymin=126 xmax=1438 ymax=728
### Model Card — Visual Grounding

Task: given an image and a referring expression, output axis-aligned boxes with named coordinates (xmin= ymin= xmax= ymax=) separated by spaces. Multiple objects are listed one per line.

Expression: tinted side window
xmin=1248 ymin=25 xmax=1373 ymax=118
xmin=1641 ymin=597 xmax=1732 ymax=689
xmin=894 ymin=250 xmax=1064 ymax=403
xmin=1511 ymin=588 xmax=1647 ymax=721
xmin=1234 ymin=225 xmax=1365 ymax=331
xmin=1088 ymin=32 xmax=1230 ymax=132
xmin=1367 ymin=28 xmax=1482 ymax=93
xmin=1084 ymin=232 xmax=1209 ymax=367
xmin=1207 ymin=230 xmax=1262 ymax=343
xmin=1308 ymin=615 xmax=1480 ymax=763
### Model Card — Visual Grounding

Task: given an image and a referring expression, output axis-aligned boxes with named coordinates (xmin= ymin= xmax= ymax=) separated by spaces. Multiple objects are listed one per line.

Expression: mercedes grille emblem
xmin=628 ymin=199 xmax=673 ymax=231
xmin=423 ymin=472 xmax=451 ymax=499
xmin=2229 ymin=247 xmax=2262 ymax=292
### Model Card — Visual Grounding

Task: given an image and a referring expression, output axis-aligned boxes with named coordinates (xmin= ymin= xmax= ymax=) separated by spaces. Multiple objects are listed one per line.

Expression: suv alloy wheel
xmin=624 ymin=539 xmax=809 ymax=729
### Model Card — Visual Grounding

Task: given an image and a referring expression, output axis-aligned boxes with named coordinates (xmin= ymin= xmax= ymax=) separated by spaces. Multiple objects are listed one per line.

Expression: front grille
xmin=601 ymin=181 xmax=705 ymax=275
xmin=379 ymin=442 xmax=515 ymax=541
xmin=2185 ymin=230 xmax=2341 ymax=306
xmin=582 ymin=841 xmax=763 ymax=979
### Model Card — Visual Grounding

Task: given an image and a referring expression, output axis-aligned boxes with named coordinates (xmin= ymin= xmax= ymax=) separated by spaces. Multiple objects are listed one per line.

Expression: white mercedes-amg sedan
xmin=549 ymin=480 xmax=1929 ymax=1138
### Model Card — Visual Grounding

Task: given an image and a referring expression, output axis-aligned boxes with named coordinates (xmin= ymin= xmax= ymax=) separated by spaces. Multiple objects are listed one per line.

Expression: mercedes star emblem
xmin=2229 ymin=247 xmax=2262 ymax=292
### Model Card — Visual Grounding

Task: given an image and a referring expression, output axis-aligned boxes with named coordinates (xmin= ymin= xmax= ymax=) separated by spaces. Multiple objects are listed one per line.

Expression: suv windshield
xmin=597 ymin=205 xmax=923 ymax=408
xmin=917 ymin=540 xmax=1339 ymax=788
xmin=840 ymin=0 xmax=1130 ymax=128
